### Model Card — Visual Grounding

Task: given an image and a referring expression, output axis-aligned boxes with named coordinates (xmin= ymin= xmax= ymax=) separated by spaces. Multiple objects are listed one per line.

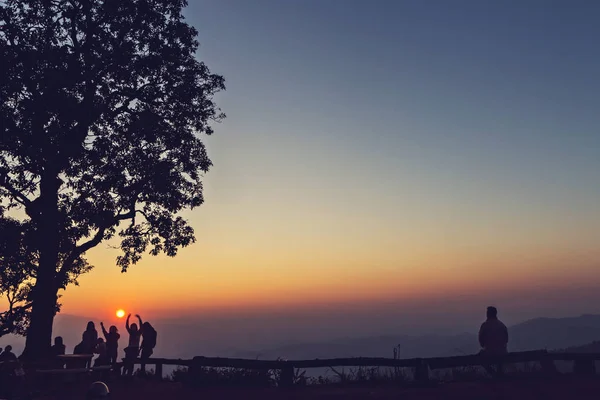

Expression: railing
xmin=129 ymin=350 xmax=600 ymax=386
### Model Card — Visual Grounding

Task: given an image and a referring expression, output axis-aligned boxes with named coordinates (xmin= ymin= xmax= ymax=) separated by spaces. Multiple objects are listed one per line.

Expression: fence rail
xmin=128 ymin=350 xmax=600 ymax=386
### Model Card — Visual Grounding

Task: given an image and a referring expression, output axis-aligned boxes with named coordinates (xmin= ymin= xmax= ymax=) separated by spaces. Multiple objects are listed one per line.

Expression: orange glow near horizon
xmin=54 ymin=184 xmax=600 ymax=319
xmin=58 ymin=241 xmax=600 ymax=319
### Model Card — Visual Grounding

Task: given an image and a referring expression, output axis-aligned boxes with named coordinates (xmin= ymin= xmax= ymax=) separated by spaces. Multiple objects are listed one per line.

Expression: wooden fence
xmin=131 ymin=350 xmax=600 ymax=386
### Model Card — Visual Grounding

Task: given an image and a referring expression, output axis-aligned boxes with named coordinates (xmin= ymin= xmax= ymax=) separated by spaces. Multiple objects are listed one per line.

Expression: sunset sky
xmin=61 ymin=0 xmax=600 ymax=325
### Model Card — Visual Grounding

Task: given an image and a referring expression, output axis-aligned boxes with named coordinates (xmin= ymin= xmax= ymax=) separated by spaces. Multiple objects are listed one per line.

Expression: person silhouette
xmin=94 ymin=338 xmax=109 ymax=367
xmin=125 ymin=314 xmax=143 ymax=349
xmin=140 ymin=320 xmax=157 ymax=373
xmin=100 ymin=322 xmax=120 ymax=364
xmin=479 ymin=306 xmax=508 ymax=355
xmin=123 ymin=314 xmax=143 ymax=376
xmin=82 ymin=321 xmax=99 ymax=368
xmin=52 ymin=336 xmax=66 ymax=356
xmin=72 ymin=341 xmax=89 ymax=368
xmin=51 ymin=336 xmax=66 ymax=368
xmin=74 ymin=341 xmax=85 ymax=354
xmin=479 ymin=306 xmax=509 ymax=376
xmin=82 ymin=322 xmax=98 ymax=352
xmin=0 ymin=345 xmax=16 ymax=362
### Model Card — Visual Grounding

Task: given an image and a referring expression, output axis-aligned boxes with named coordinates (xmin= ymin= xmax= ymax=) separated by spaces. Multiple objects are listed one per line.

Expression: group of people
xmin=51 ymin=314 xmax=157 ymax=373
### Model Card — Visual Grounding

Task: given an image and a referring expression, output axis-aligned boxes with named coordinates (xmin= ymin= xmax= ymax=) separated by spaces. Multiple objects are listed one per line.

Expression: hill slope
xmin=238 ymin=314 xmax=600 ymax=360
xmin=3 ymin=313 xmax=600 ymax=360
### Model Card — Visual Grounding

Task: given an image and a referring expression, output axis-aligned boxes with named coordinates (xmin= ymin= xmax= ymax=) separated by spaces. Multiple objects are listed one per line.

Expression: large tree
xmin=0 ymin=0 xmax=225 ymax=359
xmin=0 ymin=215 xmax=90 ymax=338
xmin=0 ymin=217 xmax=36 ymax=337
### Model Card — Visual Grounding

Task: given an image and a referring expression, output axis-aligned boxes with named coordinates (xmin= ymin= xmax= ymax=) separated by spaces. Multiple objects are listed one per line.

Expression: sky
xmin=54 ymin=0 xmax=600 ymax=332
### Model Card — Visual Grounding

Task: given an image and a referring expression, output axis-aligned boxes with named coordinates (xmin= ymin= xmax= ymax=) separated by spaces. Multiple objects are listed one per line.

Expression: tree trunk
xmin=21 ymin=280 xmax=58 ymax=360
xmin=21 ymin=171 xmax=61 ymax=360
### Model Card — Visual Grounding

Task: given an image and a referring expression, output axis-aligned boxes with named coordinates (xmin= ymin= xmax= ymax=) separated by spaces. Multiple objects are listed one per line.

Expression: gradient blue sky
xmin=63 ymin=0 xmax=600 ymax=323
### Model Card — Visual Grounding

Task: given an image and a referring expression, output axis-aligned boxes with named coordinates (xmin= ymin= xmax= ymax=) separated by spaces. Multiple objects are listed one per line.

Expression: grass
xmin=161 ymin=361 xmax=547 ymax=389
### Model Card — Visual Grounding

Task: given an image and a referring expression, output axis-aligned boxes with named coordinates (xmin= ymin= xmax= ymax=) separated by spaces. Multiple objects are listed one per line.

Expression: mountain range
xmin=2 ymin=313 xmax=600 ymax=361
xmin=233 ymin=314 xmax=600 ymax=360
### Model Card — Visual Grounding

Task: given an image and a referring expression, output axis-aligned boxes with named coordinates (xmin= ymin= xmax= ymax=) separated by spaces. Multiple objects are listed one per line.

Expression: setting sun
xmin=116 ymin=309 xmax=125 ymax=318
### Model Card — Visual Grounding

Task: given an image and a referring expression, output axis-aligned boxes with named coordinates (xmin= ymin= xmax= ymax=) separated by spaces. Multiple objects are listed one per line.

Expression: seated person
xmin=479 ymin=306 xmax=509 ymax=355
xmin=0 ymin=345 xmax=17 ymax=362
xmin=51 ymin=336 xmax=66 ymax=356
xmin=72 ymin=341 xmax=89 ymax=368
xmin=51 ymin=336 xmax=67 ymax=368
xmin=478 ymin=306 xmax=509 ymax=376
xmin=94 ymin=338 xmax=109 ymax=367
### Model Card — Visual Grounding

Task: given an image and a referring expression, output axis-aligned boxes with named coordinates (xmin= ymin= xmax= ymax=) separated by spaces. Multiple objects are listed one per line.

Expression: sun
xmin=116 ymin=309 xmax=125 ymax=318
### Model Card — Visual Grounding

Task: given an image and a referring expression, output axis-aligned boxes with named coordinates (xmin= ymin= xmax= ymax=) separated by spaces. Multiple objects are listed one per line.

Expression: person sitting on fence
xmin=140 ymin=320 xmax=157 ymax=373
xmin=74 ymin=341 xmax=84 ymax=355
xmin=479 ymin=306 xmax=508 ymax=355
xmin=73 ymin=341 xmax=90 ymax=368
xmin=100 ymin=322 xmax=120 ymax=364
xmin=51 ymin=336 xmax=66 ymax=368
xmin=479 ymin=306 xmax=509 ymax=376
xmin=123 ymin=314 xmax=143 ymax=376
xmin=0 ymin=345 xmax=17 ymax=362
xmin=94 ymin=338 xmax=109 ymax=367
xmin=0 ymin=352 xmax=25 ymax=399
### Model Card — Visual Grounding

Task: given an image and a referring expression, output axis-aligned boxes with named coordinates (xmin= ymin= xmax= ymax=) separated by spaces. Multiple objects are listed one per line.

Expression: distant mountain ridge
xmin=235 ymin=314 xmax=600 ymax=360
xmin=556 ymin=341 xmax=600 ymax=354
xmin=2 ymin=313 xmax=600 ymax=360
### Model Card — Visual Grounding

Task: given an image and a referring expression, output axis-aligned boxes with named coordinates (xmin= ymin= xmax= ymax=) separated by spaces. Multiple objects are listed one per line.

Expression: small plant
xmin=450 ymin=365 xmax=486 ymax=381
xmin=182 ymin=366 xmax=275 ymax=388
xmin=167 ymin=367 xmax=189 ymax=382
xmin=328 ymin=366 xmax=409 ymax=386
xmin=133 ymin=368 xmax=155 ymax=378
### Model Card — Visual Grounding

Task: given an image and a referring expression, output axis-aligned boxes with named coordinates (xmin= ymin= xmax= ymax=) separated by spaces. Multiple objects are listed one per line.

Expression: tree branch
xmin=0 ymin=172 xmax=34 ymax=208
xmin=55 ymin=208 xmax=137 ymax=287
xmin=56 ymin=225 xmax=106 ymax=288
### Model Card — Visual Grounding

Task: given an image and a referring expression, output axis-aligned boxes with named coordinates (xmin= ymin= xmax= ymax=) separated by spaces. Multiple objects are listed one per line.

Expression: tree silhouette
xmin=0 ymin=216 xmax=90 ymax=338
xmin=0 ymin=217 xmax=35 ymax=337
xmin=0 ymin=0 xmax=225 ymax=359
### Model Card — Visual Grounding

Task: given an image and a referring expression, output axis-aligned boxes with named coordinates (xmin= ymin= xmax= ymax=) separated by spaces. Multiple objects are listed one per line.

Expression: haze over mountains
xmin=3 ymin=313 xmax=600 ymax=361
xmin=235 ymin=314 xmax=600 ymax=360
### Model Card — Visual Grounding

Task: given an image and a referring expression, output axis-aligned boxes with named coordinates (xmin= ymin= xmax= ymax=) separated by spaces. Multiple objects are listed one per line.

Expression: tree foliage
xmin=0 ymin=215 xmax=89 ymax=337
xmin=0 ymin=0 xmax=225 ymax=345
xmin=0 ymin=217 xmax=35 ymax=336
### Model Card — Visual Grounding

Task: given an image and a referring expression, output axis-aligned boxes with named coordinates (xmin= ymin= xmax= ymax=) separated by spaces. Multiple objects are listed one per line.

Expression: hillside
xmin=509 ymin=314 xmax=600 ymax=351
xmin=238 ymin=314 xmax=600 ymax=360
xmin=3 ymin=313 xmax=600 ymax=360
xmin=555 ymin=340 xmax=600 ymax=354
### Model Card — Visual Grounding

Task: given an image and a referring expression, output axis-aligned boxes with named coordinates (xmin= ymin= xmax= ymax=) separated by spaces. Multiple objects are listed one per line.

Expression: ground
xmin=35 ymin=375 xmax=600 ymax=399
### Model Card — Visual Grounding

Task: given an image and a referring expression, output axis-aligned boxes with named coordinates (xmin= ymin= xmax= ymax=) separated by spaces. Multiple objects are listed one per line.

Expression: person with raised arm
xmin=122 ymin=314 xmax=143 ymax=376
xmin=100 ymin=322 xmax=120 ymax=365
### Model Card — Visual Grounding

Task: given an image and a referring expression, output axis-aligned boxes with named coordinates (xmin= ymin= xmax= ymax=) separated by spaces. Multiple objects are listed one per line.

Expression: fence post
xmin=574 ymin=359 xmax=595 ymax=376
xmin=540 ymin=354 xmax=558 ymax=376
xmin=155 ymin=362 xmax=163 ymax=380
xmin=414 ymin=359 xmax=429 ymax=385
xmin=280 ymin=365 xmax=294 ymax=388
xmin=185 ymin=357 xmax=203 ymax=388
